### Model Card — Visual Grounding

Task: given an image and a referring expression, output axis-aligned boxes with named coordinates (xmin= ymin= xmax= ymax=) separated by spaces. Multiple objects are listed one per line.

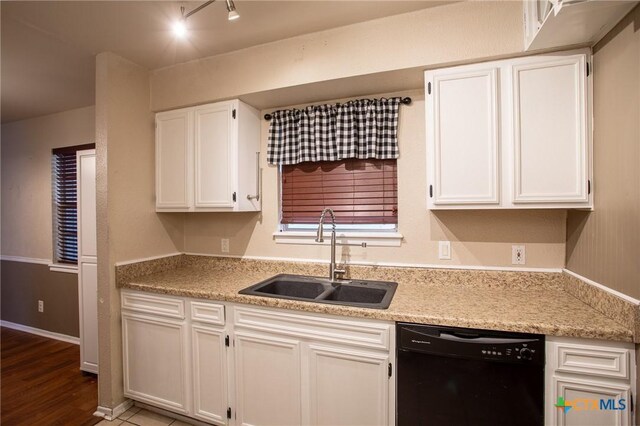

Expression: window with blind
xmin=51 ymin=144 xmax=95 ymax=265
xmin=281 ymin=158 xmax=398 ymax=229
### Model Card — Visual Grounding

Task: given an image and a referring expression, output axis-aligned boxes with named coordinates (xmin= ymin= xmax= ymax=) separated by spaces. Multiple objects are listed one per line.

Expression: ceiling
xmin=1 ymin=1 xmax=451 ymax=123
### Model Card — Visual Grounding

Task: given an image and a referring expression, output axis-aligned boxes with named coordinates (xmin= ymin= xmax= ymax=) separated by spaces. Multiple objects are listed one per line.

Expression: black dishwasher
xmin=397 ymin=323 xmax=544 ymax=426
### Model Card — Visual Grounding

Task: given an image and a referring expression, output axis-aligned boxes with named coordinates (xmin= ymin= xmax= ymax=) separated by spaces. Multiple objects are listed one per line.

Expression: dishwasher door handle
xmin=438 ymin=332 xmax=537 ymax=345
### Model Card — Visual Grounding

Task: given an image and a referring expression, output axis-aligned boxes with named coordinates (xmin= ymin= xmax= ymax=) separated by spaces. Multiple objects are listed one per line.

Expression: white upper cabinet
xmin=512 ymin=54 xmax=588 ymax=204
xmin=428 ymin=67 xmax=500 ymax=206
xmin=426 ymin=49 xmax=593 ymax=210
xmin=194 ymin=102 xmax=235 ymax=208
xmin=156 ymin=99 xmax=261 ymax=212
xmin=524 ymin=0 xmax=637 ymax=51
xmin=156 ymin=109 xmax=193 ymax=210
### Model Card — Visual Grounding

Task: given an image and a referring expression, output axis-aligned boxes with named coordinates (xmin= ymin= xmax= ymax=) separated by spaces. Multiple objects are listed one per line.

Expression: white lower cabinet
xmin=121 ymin=292 xmax=394 ymax=426
xmin=121 ymin=291 xmax=229 ymax=422
xmin=192 ymin=324 xmax=228 ymax=424
xmin=122 ymin=311 xmax=190 ymax=414
xmin=232 ymin=305 xmax=395 ymax=426
xmin=234 ymin=331 xmax=302 ymax=425
xmin=308 ymin=344 xmax=390 ymax=426
xmin=546 ymin=336 xmax=635 ymax=426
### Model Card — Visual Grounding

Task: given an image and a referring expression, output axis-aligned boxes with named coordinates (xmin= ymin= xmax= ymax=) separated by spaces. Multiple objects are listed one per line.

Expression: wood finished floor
xmin=1 ymin=327 xmax=100 ymax=426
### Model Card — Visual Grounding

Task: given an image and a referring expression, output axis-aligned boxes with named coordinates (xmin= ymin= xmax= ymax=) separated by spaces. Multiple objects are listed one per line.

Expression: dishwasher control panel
xmin=397 ymin=323 xmax=545 ymax=365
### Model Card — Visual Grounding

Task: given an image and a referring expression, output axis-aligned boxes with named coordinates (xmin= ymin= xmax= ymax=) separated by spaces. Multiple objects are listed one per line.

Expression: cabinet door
xmin=76 ymin=150 xmax=98 ymax=373
xmin=512 ymin=54 xmax=589 ymax=204
xmin=307 ymin=344 xmax=390 ymax=426
xmin=156 ymin=109 xmax=193 ymax=210
xmin=553 ymin=376 xmax=631 ymax=426
xmin=427 ymin=67 xmax=500 ymax=206
xmin=234 ymin=331 xmax=302 ymax=426
xmin=122 ymin=312 xmax=190 ymax=414
xmin=192 ymin=325 xmax=228 ymax=425
xmin=79 ymin=262 xmax=98 ymax=373
xmin=194 ymin=102 xmax=236 ymax=209
xmin=77 ymin=151 xmax=97 ymax=260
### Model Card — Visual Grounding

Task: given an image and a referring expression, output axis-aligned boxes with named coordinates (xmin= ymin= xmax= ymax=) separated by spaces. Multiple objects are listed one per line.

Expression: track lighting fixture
xmin=172 ymin=0 xmax=239 ymax=38
xmin=226 ymin=0 xmax=240 ymax=21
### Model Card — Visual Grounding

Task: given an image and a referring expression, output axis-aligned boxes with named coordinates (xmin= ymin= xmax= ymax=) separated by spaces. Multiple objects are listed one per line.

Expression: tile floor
xmin=96 ymin=406 xmax=193 ymax=426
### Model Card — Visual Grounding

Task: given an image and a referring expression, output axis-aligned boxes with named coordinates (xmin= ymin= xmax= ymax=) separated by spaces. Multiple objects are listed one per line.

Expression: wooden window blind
xmin=52 ymin=143 xmax=94 ymax=264
xmin=281 ymin=159 xmax=398 ymax=225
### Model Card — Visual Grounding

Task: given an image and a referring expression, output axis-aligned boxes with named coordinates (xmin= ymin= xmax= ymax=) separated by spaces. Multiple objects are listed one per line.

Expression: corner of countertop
xmin=116 ymin=253 xmax=186 ymax=287
xmin=562 ymin=271 xmax=640 ymax=342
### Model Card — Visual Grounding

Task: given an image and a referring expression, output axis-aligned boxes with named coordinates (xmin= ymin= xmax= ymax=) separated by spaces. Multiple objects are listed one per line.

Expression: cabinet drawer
xmin=121 ymin=291 xmax=185 ymax=319
xmin=555 ymin=343 xmax=630 ymax=380
xmin=233 ymin=306 xmax=391 ymax=351
xmin=190 ymin=301 xmax=225 ymax=326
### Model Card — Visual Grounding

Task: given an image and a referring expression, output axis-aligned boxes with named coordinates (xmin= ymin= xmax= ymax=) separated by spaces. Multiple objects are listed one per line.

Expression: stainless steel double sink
xmin=239 ymin=274 xmax=397 ymax=309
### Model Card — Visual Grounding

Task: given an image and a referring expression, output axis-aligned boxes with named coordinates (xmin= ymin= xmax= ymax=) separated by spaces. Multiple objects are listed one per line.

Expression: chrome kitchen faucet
xmin=315 ymin=208 xmax=366 ymax=282
xmin=315 ymin=208 xmax=345 ymax=282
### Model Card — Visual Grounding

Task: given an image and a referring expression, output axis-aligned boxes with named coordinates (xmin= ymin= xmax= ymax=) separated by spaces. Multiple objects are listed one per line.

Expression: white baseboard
xmin=94 ymin=399 xmax=133 ymax=421
xmin=0 ymin=320 xmax=80 ymax=345
xmin=563 ymin=269 xmax=640 ymax=305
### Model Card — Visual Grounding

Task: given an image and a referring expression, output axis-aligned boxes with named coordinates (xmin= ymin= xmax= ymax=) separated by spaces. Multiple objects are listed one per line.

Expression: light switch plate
xmin=439 ymin=241 xmax=451 ymax=260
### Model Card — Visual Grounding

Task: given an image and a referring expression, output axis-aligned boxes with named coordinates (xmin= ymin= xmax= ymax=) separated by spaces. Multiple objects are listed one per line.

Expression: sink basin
xmin=322 ymin=284 xmax=388 ymax=304
xmin=253 ymin=279 xmax=327 ymax=299
xmin=239 ymin=274 xmax=397 ymax=309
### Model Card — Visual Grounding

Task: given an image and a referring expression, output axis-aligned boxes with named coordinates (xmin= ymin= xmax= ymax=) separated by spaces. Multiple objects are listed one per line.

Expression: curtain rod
xmin=263 ymin=96 xmax=412 ymax=121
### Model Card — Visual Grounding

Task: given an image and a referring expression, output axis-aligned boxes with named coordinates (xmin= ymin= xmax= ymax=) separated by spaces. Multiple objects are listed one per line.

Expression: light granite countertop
xmin=116 ymin=255 xmax=635 ymax=342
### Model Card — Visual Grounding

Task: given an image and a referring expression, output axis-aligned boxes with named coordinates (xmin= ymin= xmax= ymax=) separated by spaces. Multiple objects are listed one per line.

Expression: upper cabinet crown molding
xmin=425 ymin=49 xmax=593 ymax=210
xmin=156 ymin=99 xmax=261 ymax=212
xmin=524 ymin=0 xmax=638 ymax=51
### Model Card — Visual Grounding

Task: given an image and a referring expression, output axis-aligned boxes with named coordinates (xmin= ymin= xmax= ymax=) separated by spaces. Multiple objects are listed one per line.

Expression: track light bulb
xmin=173 ymin=19 xmax=188 ymax=38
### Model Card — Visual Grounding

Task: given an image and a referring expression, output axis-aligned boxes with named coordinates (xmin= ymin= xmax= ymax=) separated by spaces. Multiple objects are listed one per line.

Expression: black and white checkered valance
xmin=267 ymin=97 xmax=401 ymax=165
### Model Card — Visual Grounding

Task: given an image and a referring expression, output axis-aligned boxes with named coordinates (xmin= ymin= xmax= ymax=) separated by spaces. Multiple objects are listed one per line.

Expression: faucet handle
xmin=336 ymin=242 xmax=367 ymax=248
xmin=333 ymin=267 xmax=346 ymax=280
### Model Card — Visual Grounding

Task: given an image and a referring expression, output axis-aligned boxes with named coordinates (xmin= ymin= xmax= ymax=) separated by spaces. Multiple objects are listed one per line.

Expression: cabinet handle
xmin=246 ymin=152 xmax=261 ymax=201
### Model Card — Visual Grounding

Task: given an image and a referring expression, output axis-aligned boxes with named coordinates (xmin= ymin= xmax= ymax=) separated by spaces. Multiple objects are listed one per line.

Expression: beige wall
xmin=150 ymin=1 xmax=524 ymax=112
xmin=0 ymin=107 xmax=92 ymax=337
xmin=566 ymin=5 xmax=640 ymax=299
xmin=183 ymin=90 xmax=567 ymax=268
xmin=95 ymin=52 xmax=183 ymax=409
xmin=1 ymin=105 xmax=95 ymax=259
xmin=150 ymin=0 xmax=567 ymax=269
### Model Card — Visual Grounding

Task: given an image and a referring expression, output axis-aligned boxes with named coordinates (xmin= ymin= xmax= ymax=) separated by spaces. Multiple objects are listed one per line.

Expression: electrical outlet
xmin=438 ymin=241 xmax=451 ymax=260
xmin=38 ymin=300 xmax=44 ymax=313
xmin=512 ymin=245 xmax=526 ymax=265
xmin=221 ymin=238 xmax=230 ymax=253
